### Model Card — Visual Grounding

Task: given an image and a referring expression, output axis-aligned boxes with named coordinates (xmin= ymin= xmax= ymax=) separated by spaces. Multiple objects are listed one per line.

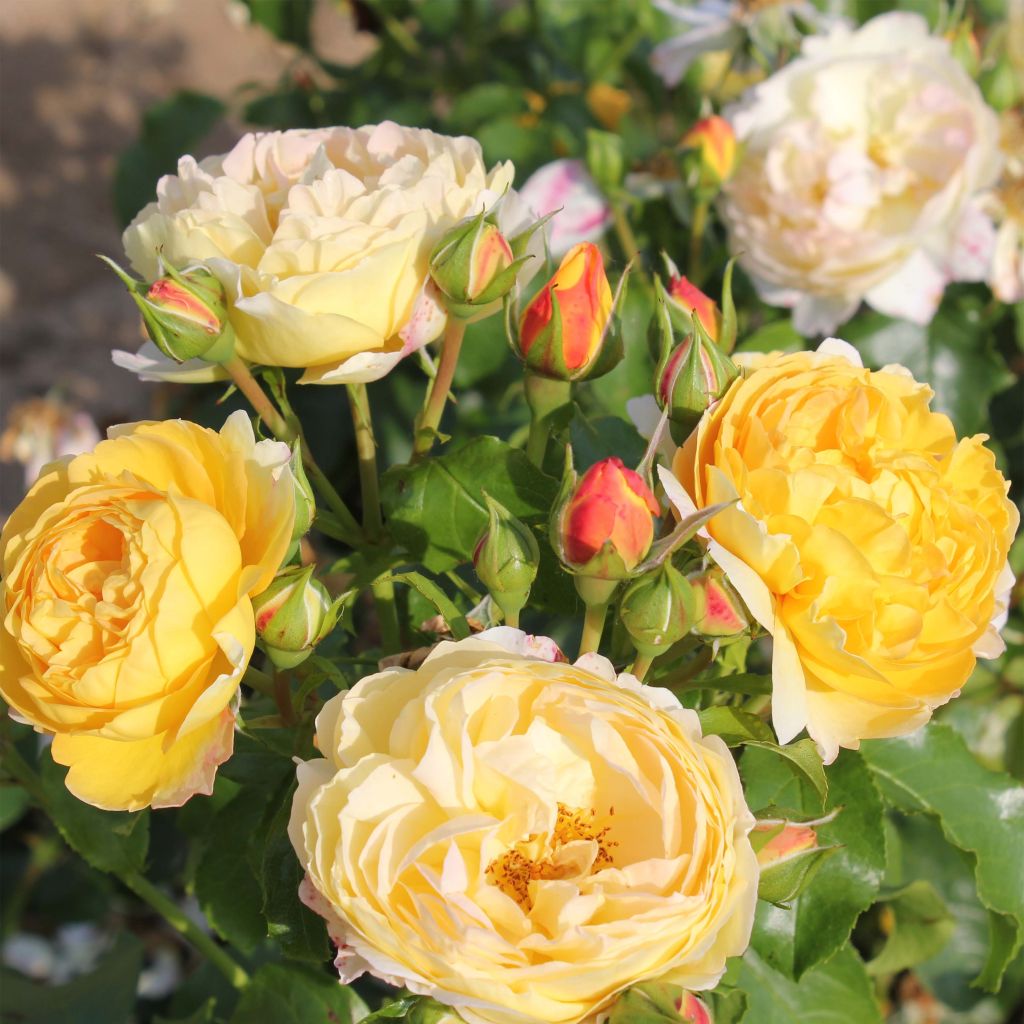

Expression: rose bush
xmin=289 ymin=630 xmax=757 ymax=1024
xmin=671 ymin=340 xmax=1018 ymax=761
xmin=720 ymin=12 xmax=1002 ymax=334
xmin=117 ymin=122 xmax=538 ymax=384
xmin=0 ymin=412 xmax=294 ymax=810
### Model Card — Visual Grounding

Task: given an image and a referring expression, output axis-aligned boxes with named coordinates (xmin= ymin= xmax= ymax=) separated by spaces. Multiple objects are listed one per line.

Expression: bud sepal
xmin=619 ymin=563 xmax=697 ymax=660
xmin=253 ymin=566 xmax=341 ymax=670
xmin=472 ymin=495 xmax=541 ymax=628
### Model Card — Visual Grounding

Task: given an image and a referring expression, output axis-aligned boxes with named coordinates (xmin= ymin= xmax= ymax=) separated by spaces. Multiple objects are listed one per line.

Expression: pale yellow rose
xmin=117 ymin=122 xmax=538 ymax=385
xmin=290 ymin=629 xmax=757 ymax=1024
xmin=0 ymin=412 xmax=295 ymax=811
xmin=720 ymin=12 xmax=1002 ymax=334
xmin=671 ymin=340 xmax=1018 ymax=762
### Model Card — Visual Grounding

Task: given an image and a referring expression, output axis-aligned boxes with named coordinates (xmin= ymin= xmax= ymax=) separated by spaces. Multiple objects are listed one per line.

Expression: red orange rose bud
xmin=679 ymin=994 xmax=712 ymax=1024
xmin=619 ymin=563 xmax=697 ymax=659
xmin=101 ymin=256 xmax=236 ymax=364
xmin=682 ymin=114 xmax=736 ymax=191
xmin=473 ymin=495 xmax=540 ymax=628
xmin=515 ymin=242 xmax=616 ymax=381
xmin=253 ymin=566 xmax=339 ymax=670
xmin=754 ymin=823 xmax=819 ymax=868
xmin=552 ymin=456 xmax=661 ymax=581
xmin=430 ymin=212 xmax=523 ymax=317
xmin=688 ymin=568 xmax=749 ymax=638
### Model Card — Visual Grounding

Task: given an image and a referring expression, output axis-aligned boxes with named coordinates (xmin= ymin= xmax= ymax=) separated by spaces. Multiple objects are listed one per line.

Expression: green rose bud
xmin=430 ymin=212 xmax=525 ymax=317
xmin=101 ymin=256 xmax=236 ymax=364
xmin=288 ymin=443 xmax=316 ymax=546
xmin=473 ymin=495 xmax=540 ymax=628
xmin=253 ymin=566 xmax=338 ymax=670
xmin=619 ymin=563 xmax=697 ymax=659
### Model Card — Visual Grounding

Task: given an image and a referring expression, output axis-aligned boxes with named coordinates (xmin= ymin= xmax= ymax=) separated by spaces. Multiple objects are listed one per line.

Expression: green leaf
xmin=154 ymin=999 xmax=216 ymax=1024
xmin=195 ymin=787 xmax=275 ymax=953
xmin=861 ymin=724 xmax=1024 ymax=989
xmin=744 ymin=749 xmax=885 ymax=979
xmin=113 ymin=91 xmax=225 ymax=226
xmin=698 ymin=707 xmax=774 ymax=746
xmin=39 ymin=757 xmax=149 ymax=877
xmin=242 ymin=0 xmax=314 ymax=47
xmin=259 ymin=783 xmax=329 ymax=961
xmin=0 ymin=932 xmax=143 ymax=1024
xmin=381 ymin=436 xmax=558 ymax=572
xmin=864 ymin=881 xmax=955 ymax=976
xmin=735 ymin=944 xmax=882 ymax=1024
xmin=0 ymin=784 xmax=30 ymax=832
xmin=689 ymin=673 xmax=772 ymax=697
xmin=744 ymin=739 xmax=827 ymax=803
xmin=387 ymin=571 xmax=471 ymax=640
xmin=229 ymin=963 xmax=368 ymax=1024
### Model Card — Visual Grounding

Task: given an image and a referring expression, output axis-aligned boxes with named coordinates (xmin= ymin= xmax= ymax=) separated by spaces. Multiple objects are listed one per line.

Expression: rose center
xmin=485 ymin=803 xmax=617 ymax=911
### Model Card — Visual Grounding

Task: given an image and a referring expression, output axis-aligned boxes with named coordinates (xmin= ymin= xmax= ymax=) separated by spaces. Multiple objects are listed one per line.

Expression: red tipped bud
xmin=688 ymin=568 xmax=749 ymax=638
xmin=101 ymin=257 xmax=236 ymax=364
xmin=682 ymin=115 xmax=736 ymax=191
xmin=253 ymin=566 xmax=338 ymax=670
xmin=656 ymin=325 xmax=738 ymax=442
xmin=552 ymin=457 xmax=661 ymax=580
xmin=754 ymin=823 xmax=818 ymax=868
xmin=473 ymin=496 xmax=540 ymax=626
xmin=430 ymin=213 xmax=521 ymax=317
xmin=619 ymin=563 xmax=696 ymax=659
xmin=667 ymin=275 xmax=720 ymax=342
xmin=678 ymin=994 xmax=712 ymax=1024
xmin=752 ymin=815 xmax=837 ymax=905
xmin=516 ymin=243 xmax=615 ymax=381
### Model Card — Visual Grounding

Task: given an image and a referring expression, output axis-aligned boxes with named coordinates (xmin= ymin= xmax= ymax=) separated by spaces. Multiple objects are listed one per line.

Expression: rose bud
xmin=288 ymin=442 xmax=316 ymax=547
xmin=101 ymin=256 xmax=236 ymax=364
xmin=679 ymin=994 xmax=712 ymax=1024
xmin=619 ymin=563 xmax=697 ymax=662
xmin=473 ymin=495 xmax=540 ymax=629
xmin=515 ymin=242 xmax=616 ymax=382
xmin=608 ymin=983 xmax=712 ymax=1024
xmin=752 ymin=817 xmax=836 ymax=906
xmin=552 ymin=457 xmax=661 ymax=582
xmin=682 ymin=114 xmax=737 ymax=191
xmin=429 ymin=212 xmax=524 ymax=317
xmin=688 ymin=568 xmax=749 ymax=639
xmin=656 ymin=323 xmax=738 ymax=444
xmin=253 ymin=565 xmax=339 ymax=670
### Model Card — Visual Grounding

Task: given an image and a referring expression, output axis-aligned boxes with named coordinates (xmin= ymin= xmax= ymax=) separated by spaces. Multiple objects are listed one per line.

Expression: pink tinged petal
xmin=864 ymin=251 xmax=946 ymax=325
xmin=946 ymin=202 xmax=997 ymax=282
xmin=398 ymin=279 xmax=448 ymax=354
xmin=474 ymin=627 xmax=566 ymax=662
xmin=518 ymin=160 xmax=612 ymax=258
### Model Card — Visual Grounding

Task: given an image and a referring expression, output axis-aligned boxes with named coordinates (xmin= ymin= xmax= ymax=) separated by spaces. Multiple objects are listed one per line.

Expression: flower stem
xmin=629 ymin=652 xmax=655 ymax=681
xmin=223 ymin=357 xmax=293 ymax=441
xmin=372 ymin=575 xmax=401 ymax=653
xmin=689 ymin=200 xmax=709 ymax=282
xmin=525 ymin=414 xmax=551 ymax=468
xmin=412 ymin=319 xmax=466 ymax=460
xmin=610 ymin=202 xmax=648 ymax=287
xmin=221 ymin=357 xmax=363 ymax=544
xmin=122 ymin=871 xmax=250 ymax=990
xmin=273 ymin=669 xmax=295 ymax=725
xmin=346 ymin=383 xmax=383 ymax=544
xmin=578 ymin=599 xmax=610 ymax=656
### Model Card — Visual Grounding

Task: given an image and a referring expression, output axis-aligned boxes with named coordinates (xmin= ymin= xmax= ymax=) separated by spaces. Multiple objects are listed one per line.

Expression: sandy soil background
xmin=0 ymin=0 xmax=364 ymax=508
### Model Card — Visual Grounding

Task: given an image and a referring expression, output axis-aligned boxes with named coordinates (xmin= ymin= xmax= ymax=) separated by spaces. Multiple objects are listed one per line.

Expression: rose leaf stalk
xmin=412 ymin=318 xmax=466 ymax=461
xmin=221 ymin=357 xmax=363 ymax=545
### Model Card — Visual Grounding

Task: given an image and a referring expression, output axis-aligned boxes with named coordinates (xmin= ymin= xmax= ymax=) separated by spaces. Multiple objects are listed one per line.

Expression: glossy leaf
xmin=229 ymin=962 xmax=368 ymax=1024
xmin=697 ymin=707 xmax=774 ymax=746
xmin=861 ymin=724 xmax=1024 ymax=989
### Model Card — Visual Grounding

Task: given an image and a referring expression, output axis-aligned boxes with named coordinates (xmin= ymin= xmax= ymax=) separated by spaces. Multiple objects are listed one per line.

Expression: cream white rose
xmin=118 ymin=122 xmax=537 ymax=384
xmin=720 ymin=12 xmax=1002 ymax=335
xmin=289 ymin=630 xmax=757 ymax=1024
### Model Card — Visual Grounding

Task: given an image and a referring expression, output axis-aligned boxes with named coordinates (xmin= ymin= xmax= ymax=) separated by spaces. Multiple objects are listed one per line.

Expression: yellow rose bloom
xmin=0 ymin=412 xmax=295 ymax=811
xmin=672 ymin=340 xmax=1018 ymax=762
xmin=116 ymin=123 xmax=540 ymax=386
xmin=289 ymin=629 xmax=757 ymax=1024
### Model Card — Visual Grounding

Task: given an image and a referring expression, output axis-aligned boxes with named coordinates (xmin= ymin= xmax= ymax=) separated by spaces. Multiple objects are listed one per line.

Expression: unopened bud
xmin=753 ymin=816 xmax=837 ymax=905
xmin=679 ymin=994 xmax=711 ymax=1024
xmin=688 ymin=568 xmax=749 ymax=638
xmin=552 ymin=456 xmax=661 ymax=581
xmin=682 ymin=115 xmax=736 ymax=193
xmin=514 ymin=243 xmax=618 ymax=381
xmin=656 ymin=321 xmax=738 ymax=442
xmin=620 ymin=563 xmax=696 ymax=659
xmin=473 ymin=495 xmax=540 ymax=627
xmin=289 ymin=443 xmax=316 ymax=544
xmin=754 ymin=823 xmax=818 ymax=868
xmin=430 ymin=213 xmax=521 ymax=317
xmin=102 ymin=257 xmax=236 ymax=364
xmin=253 ymin=566 xmax=337 ymax=669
